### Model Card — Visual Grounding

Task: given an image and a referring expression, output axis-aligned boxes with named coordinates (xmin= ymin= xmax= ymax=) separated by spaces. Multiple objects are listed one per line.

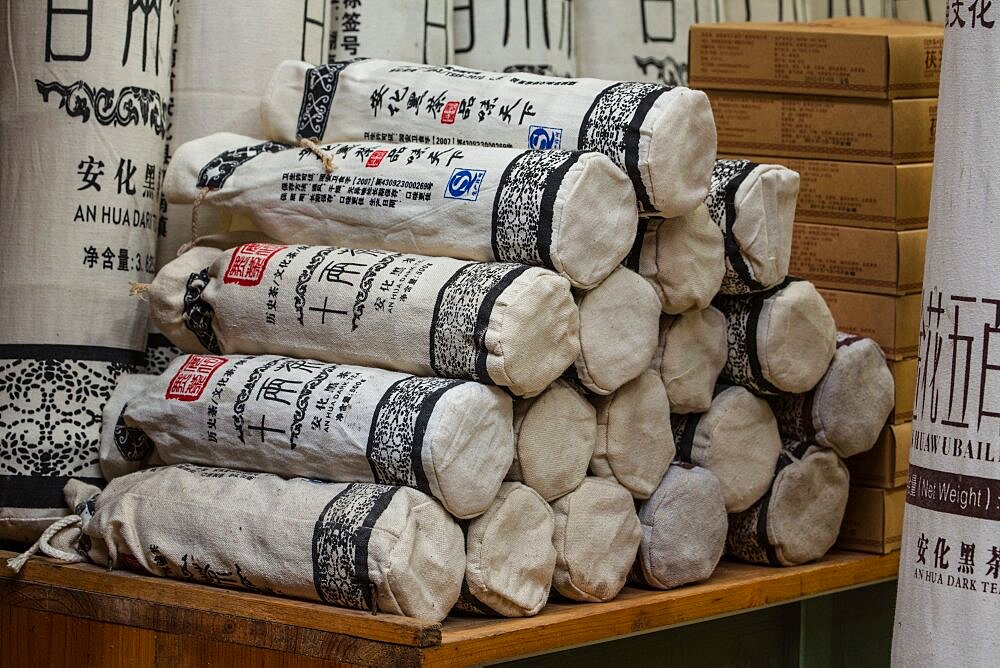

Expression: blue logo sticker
xmin=528 ymin=125 xmax=563 ymax=149
xmin=444 ymin=168 xmax=486 ymax=202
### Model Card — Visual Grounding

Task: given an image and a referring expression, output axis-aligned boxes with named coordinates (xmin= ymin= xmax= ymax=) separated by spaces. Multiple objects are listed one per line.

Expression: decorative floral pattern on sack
xmin=367 ymin=377 xmax=464 ymax=490
xmin=183 ymin=269 xmax=221 ymax=354
xmin=768 ymin=394 xmax=812 ymax=441
xmin=0 ymin=359 xmax=132 ymax=477
xmin=35 ymin=80 xmax=167 ymax=137
xmin=144 ymin=340 xmax=181 ymax=375
xmin=175 ymin=463 xmax=260 ymax=480
xmin=312 ymin=483 xmax=398 ymax=610
xmin=706 ymin=160 xmax=753 ymax=231
xmin=113 ymin=410 xmax=154 ymax=462
xmin=430 ymin=263 xmax=530 ymax=382
xmin=707 ymin=160 xmax=759 ymax=295
xmin=725 ymin=500 xmax=770 ymax=564
xmin=493 ymin=150 xmax=574 ymax=266
xmin=196 ymin=142 xmax=286 ymax=190
xmin=297 ymin=63 xmax=349 ymax=141
xmin=715 ymin=294 xmax=768 ymax=394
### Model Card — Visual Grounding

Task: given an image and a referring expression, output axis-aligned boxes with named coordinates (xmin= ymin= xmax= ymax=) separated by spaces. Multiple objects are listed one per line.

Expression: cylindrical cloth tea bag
xmin=652 ymin=307 xmax=728 ymax=414
xmin=633 ymin=205 xmax=726 ymax=314
xmin=108 ymin=354 xmax=514 ymax=519
xmin=330 ymin=0 xmax=452 ymax=65
xmin=591 ymin=370 xmax=676 ymax=500
xmin=164 ymin=132 xmax=638 ymax=289
xmin=632 ymin=463 xmax=727 ymax=590
xmin=454 ymin=482 xmax=557 ymax=617
xmin=508 ymin=381 xmax=595 ymax=502
xmin=671 ymin=385 xmax=782 ymax=513
xmin=769 ymin=334 xmax=894 ymax=459
xmin=454 ymin=0 xmax=575 ymax=77
xmin=260 ymin=58 xmax=717 ymax=217
xmin=76 ymin=465 xmax=466 ymax=621
xmin=99 ymin=374 xmax=162 ymax=481
xmin=570 ymin=267 xmax=661 ymax=394
xmin=726 ymin=441 xmax=849 ymax=567
xmin=550 ymin=477 xmax=642 ymax=602
xmin=714 ymin=278 xmax=837 ymax=395
xmin=706 ymin=160 xmax=798 ymax=296
xmin=148 ymin=244 xmax=579 ymax=397
xmin=0 ymin=2 xmax=173 ymax=541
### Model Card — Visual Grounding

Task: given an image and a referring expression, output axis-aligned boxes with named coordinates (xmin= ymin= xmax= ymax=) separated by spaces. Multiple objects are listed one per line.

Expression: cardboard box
xmin=889 ymin=358 xmax=917 ymax=424
xmin=818 ymin=289 xmax=922 ymax=360
xmin=690 ymin=19 xmax=943 ymax=99
xmin=837 ymin=485 xmax=906 ymax=554
xmin=708 ymin=90 xmax=937 ymax=163
xmin=847 ymin=422 xmax=911 ymax=488
xmin=720 ymin=156 xmax=932 ymax=230
xmin=791 ymin=224 xmax=926 ymax=295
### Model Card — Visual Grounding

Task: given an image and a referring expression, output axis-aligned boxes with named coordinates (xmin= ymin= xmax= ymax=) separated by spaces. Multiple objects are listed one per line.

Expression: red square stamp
xmin=441 ymin=100 xmax=460 ymax=124
xmin=223 ymin=243 xmax=285 ymax=286
xmin=166 ymin=355 xmax=228 ymax=401
xmin=365 ymin=150 xmax=388 ymax=168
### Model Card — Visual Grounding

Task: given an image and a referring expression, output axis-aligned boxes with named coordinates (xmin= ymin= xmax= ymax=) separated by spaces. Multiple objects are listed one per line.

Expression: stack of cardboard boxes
xmin=690 ymin=17 xmax=943 ymax=555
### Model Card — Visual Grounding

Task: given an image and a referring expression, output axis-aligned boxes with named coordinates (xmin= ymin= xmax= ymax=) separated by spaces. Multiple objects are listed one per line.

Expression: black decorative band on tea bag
xmin=196 ymin=142 xmax=286 ymax=190
xmin=182 ymin=269 xmax=221 ymax=354
xmin=671 ymin=413 xmax=703 ymax=464
xmin=113 ymin=409 xmax=154 ymax=463
xmin=708 ymin=160 xmax=765 ymax=293
xmin=296 ymin=62 xmax=349 ymax=141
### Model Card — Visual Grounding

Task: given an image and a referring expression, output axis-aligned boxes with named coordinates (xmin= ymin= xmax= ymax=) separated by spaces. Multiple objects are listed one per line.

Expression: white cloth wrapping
xmin=507 ymin=381 xmax=595 ymax=502
xmin=101 ymin=354 xmax=514 ymax=520
xmin=590 ymin=370 xmax=676 ymax=500
xmin=74 ymin=465 xmax=466 ymax=621
xmin=714 ymin=278 xmax=837 ymax=396
xmin=260 ymin=58 xmax=716 ymax=217
xmin=652 ymin=308 xmax=728 ymax=414
xmin=671 ymin=384 xmax=782 ymax=513
xmin=633 ymin=463 xmax=727 ymax=590
xmin=164 ymin=132 xmax=638 ymax=289
xmin=550 ymin=477 xmax=642 ymax=602
xmin=148 ymin=243 xmax=580 ymax=398
xmin=769 ymin=334 xmax=894 ymax=459
xmin=329 ymin=0 xmax=452 ymax=64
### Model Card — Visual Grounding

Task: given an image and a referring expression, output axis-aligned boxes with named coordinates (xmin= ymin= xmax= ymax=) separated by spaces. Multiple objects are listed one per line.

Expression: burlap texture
xmin=550 ymin=477 xmax=642 ymax=602
xmin=652 ymin=307 xmax=728 ymax=414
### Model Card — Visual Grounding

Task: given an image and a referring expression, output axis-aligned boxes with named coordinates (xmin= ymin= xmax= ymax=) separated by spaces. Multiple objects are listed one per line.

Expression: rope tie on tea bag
xmin=299 ymin=138 xmax=337 ymax=173
xmin=129 ymin=282 xmax=151 ymax=300
xmin=177 ymin=186 xmax=213 ymax=256
xmin=6 ymin=514 xmax=85 ymax=573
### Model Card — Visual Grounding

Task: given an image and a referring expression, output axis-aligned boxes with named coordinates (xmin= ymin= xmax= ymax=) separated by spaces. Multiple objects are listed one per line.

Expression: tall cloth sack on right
xmin=260 ymin=59 xmax=717 ymax=217
xmin=892 ymin=24 xmax=1000 ymax=667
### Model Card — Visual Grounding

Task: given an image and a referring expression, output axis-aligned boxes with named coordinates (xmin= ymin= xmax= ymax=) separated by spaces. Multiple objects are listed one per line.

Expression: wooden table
xmin=0 ymin=549 xmax=899 ymax=667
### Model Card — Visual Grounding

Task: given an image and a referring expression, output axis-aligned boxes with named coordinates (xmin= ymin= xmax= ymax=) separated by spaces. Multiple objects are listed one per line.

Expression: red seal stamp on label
xmin=441 ymin=100 xmax=460 ymax=124
xmin=366 ymin=150 xmax=388 ymax=168
xmin=166 ymin=355 xmax=228 ymax=401
xmin=223 ymin=243 xmax=285 ymax=286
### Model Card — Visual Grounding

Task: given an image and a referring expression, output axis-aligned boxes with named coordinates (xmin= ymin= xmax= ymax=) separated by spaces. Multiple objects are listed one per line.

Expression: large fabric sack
xmin=714 ymin=278 xmax=837 ymax=395
xmin=633 ymin=205 xmax=726 ymax=314
xmin=671 ymin=385 xmax=782 ymax=513
xmin=102 ymin=354 xmax=514 ymax=519
xmin=633 ymin=463 xmax=727 ymax=590
xmin=508 ymin=381 xmax=595 ymax=502
xmin=0 ymin=1 xmax=173 ymax=541
xmin=590 ymin=370 xmax=676 ymax=500
xmin=454 ymin=482 xmax=556 ymax=617
xmin=260 ymin=58 xmax=716 ymax=217
xmin=726 ymin=441 xmax=849 ymax=566
xmin=550 ymin=477 xmax=642 ymax=602
xmin=330 ymin=0 xmax=452 ymax=64
xmin=148 ymin=244 xmax=579 ymax=398
xmin=706 ymin=160 xmax=798 ymax=295
xmin=769 ymin=334 xmax=893 ymax=459
xmin=652 ymin=307 xmax=728 ymax=414
xmin=453 ymin=0 xmax=575 ymax=77
xmin=570 ymin=267 xmax=661 ymax=394
xmin=164 ymin=132 xmax=637 ymax=289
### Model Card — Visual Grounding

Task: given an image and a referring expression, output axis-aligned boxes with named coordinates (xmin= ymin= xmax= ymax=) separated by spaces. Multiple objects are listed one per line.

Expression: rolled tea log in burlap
xmin=454 ymin=482 xmax=557 ymax=617
xmin=726 ymin=441 xmax=850 ymax=567
xmin=148 ymin=243 xmax=579 ymax=397
xmin=74 ymin=465 xmax=466 ymax=621
xmin=550 ymin=477 xmax=642 ymax=602
xmin=706 ymin=160 xmax=799 ymax=295
xmin=671 ymin=385 xmax=782 ymax=513
xmin=165 ymin=133 xmax=638 ymax=289
xmin=633 ymin=205 xmax=726 ymax=314
xmin=260 ymin=59 xmax=716 ymax=217
xmin=632 ymin=463 xmax=727 ymax=590
xmin=105 ymin=354 xmax=514 ymax=520
xmin=570 ymin=267 xmax=662 ymax=394
xmin=590 ymin=370 xmax=676 ymax=500
xmin=769 ymin=334 xmax=893 ymax=458
xmin=508 ymin=381 xmax=596 ymax=502
xmin=714 ymin=278 xmax=837 ymax=396
xmin=652 ymin=307 xmax=727 ymax=414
